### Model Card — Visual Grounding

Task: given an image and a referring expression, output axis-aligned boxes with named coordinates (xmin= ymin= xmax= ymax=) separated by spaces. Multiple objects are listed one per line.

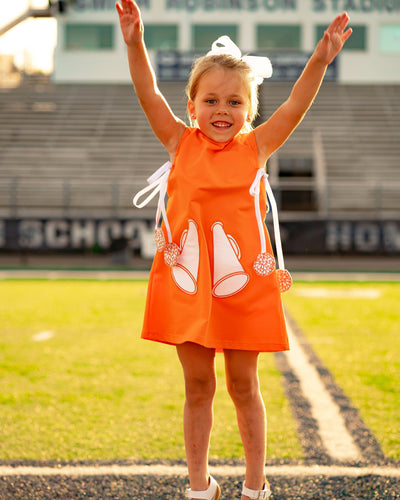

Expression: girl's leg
xmin=177 ymin=342 xmax=217 ymax=491
xmin=224 ymin=349 xmax=267 ymax=498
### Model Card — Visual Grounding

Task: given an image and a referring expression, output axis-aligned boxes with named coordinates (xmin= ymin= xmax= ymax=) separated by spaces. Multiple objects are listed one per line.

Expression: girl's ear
xmin=188 ymin=100 xmax=196 ymax=119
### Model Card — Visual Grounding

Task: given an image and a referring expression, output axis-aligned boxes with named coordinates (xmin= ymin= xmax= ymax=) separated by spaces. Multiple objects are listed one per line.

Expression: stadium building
xmin=0 ymin=0 xmax=399 ymax=258
xmin=53 ymin=0 xmax=400 ymax=84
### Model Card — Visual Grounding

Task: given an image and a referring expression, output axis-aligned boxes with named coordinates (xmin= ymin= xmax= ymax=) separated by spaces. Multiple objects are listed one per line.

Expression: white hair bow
xmin=207 ymin=35 xmax=272 ymax=84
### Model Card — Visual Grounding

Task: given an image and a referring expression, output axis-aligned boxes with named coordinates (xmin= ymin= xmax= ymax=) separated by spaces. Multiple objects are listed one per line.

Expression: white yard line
xmin=0 ymin=464 xmax=399 ymax=477
xmin=284 ymin=323 xmax=360 ymax=461
xmin=0 ymin=270 xmax=149 ymax=280
xmin=292 ymin=272 xmax=399 ymax=282
xmin=0 ymin=270 xmax=398 ymax=281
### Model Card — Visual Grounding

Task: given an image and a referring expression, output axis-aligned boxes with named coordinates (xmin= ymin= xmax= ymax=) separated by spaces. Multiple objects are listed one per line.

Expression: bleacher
xmin=259 ymin=82 xmax=400 ymax=216
xmin=0 ymin=78 xmax=399 ymax=218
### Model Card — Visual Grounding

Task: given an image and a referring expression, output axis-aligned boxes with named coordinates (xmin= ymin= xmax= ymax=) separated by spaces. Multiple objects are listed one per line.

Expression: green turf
xmin=0 ymin=280 xmax=301 ymax=461
xmin=283 ymin=281 xmax=400 ymax=460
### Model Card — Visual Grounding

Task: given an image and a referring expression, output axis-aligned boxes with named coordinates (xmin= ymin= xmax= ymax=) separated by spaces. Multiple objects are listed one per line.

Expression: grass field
xmin=1 ymin=279 xmax=398 ymax=462
xmin=283 ymin=281 xmax=400 ymax=460
xmin=0 ymin=280 xmax=300 ymax=461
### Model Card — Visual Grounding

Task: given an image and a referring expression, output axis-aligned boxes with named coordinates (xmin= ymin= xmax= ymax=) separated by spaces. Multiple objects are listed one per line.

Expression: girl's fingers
xmin=338 ymin=12 xmax=350 ymax=33
xmin=120 ymin=0 xmax=140 ymax=20
xmin=342 ymin=27 xmax=353 ymax=43
xmin=336 ymin=13 xmax=352 ymax=44
xmin=328 ymin=13 xmax=341 ymax=32
xmin=120 ymin=0 xmax=133 ymax=14
xmin=327 ymin=11 xmax=348 ymax=36
xmin=131 ymin=1 xmax=141 ymax=20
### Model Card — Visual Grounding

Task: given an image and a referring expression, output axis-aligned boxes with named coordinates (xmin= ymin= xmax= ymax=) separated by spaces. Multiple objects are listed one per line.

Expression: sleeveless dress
xmin=140 ymin=127 xmax=289 ymax=352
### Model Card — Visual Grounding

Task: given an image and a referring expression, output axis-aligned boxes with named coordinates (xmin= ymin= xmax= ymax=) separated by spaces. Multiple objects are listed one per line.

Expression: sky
xmin=0 ymin=0 xmax=57 ymax=73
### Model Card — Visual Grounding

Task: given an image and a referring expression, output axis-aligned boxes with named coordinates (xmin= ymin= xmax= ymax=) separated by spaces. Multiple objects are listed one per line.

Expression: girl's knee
xmin=224 ymin=350 xmax=261 ymax=406
xmin=226 ymin=375 xmax=260 ymax=407
xmin=177 ymin=342 xmax=217 ymax=406
xmin=185 ymin=374 xmax=216 ymax=406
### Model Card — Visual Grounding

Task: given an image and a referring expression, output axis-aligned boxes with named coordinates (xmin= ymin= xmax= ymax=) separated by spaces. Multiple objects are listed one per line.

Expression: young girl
xmin=116 ymin=2 xmax=352 ymax=498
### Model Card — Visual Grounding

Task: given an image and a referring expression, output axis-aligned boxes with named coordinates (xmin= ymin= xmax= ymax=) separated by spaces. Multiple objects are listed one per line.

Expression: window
xmin=278 ymin=158 xmax=317 ymax=211
xmin=144 ymin=25 xmax=178 ymax=51
xmin=279 ymin=158 xmax=314 ymax=178
xmin=193 ymin=25 xmax=238 ymax=50
xmin=316 ymin=24 xmax=367 ymax=51
xmin=65 ymin=24 xmax=114 ymax=51
xmin=380 ymin=25 xmax=400 ymax=54
xmin=257 ymin=25 xmax=301 ymax=51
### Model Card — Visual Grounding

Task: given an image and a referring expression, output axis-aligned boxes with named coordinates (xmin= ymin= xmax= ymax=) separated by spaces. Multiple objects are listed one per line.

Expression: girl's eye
xmin=230 ymin=100 xmax=241 ymax=106
xmin=206 ymin=99 xmax=216 ymax=104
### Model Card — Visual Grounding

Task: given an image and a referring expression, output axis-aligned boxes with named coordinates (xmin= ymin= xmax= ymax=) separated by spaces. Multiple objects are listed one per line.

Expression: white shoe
xmin=242 ymin=481 xmax=271 ymax=499
xmin=186 ymin=475 xmax=221 ymax=499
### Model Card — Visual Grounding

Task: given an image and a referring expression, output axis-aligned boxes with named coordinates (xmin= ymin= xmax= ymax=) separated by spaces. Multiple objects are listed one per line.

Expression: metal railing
xmin=1 ymin=177 xmax=399 ymax=219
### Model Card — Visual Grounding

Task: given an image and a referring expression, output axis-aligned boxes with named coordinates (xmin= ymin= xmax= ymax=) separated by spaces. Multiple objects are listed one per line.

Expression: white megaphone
xmin=171 ymin=220 xmax=199 ymax=295
xmin=211 ymin=222 xmax=249 ymax=298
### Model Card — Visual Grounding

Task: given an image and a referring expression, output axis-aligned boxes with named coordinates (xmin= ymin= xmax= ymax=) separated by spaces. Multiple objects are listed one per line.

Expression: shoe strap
xmin=242 ymin=481 xmax=271 ymax=499
xmin=186 ymin=475 xmax=219 ymax=499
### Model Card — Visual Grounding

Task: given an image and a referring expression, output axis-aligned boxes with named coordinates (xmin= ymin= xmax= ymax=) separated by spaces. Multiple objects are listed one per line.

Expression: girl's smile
xmin=188 ymin=68 xmax=250 ymax=142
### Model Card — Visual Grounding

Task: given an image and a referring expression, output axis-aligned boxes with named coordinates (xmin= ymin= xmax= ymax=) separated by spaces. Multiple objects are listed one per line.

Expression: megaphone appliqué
xmin=171 ymin=220 xmax=200 ymax=295
xmin=211 ymin=222 xmax=250 ymax=298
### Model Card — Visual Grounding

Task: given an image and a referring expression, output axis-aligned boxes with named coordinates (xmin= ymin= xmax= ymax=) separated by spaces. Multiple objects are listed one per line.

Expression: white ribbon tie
xmin=250 ymin=168 xmax=285 ymax=271
xmin=207 ymin=35 xmax=272 ymax=84
xmin=133 ymin=161 xmax=173 ymax=243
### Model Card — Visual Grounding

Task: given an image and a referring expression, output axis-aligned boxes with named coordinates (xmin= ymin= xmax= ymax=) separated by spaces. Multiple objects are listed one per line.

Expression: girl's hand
xmin=315 ymin=12 xmax=352 ymax=65
xmin=115 ymin=0 xmax=144 ymax=47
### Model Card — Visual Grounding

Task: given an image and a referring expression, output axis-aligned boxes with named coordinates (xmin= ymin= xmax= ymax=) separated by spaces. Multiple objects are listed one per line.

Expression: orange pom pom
xmin=154 ymin=228 xmax=166 ymax=252
xmin=253 ymin=252 xmax=275 ymax=276
xmin=276 ymin=269 xmax=292 ymax=293
xmin=164 ymin=242 xmax=180 ymax=267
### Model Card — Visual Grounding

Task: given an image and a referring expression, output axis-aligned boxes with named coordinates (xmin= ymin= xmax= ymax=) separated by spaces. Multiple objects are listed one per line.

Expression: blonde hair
xmin=185 ymin=54 xmax=260 ymax=134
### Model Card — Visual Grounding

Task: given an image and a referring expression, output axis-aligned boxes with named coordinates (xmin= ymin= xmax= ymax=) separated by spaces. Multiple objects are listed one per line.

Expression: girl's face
xmin=188 ymin=67 xmax=250 ymax=143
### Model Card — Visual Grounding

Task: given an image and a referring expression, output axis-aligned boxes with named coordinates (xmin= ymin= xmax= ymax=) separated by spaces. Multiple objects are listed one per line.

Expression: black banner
xmin=157 ymin=51 xmax=338 ymax=82
xmin=1 ymin=218 xmax=399 ymax=255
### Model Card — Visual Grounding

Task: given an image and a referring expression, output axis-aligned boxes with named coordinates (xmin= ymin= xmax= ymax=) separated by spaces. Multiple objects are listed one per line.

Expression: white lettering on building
xmin=313 ymin=0 xmax=400 ymax=12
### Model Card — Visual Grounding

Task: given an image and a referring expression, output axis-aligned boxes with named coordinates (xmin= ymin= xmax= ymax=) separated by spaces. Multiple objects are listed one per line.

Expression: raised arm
xmin=254 ymin=12 xmax=352 ymax=162
xmin=116 ymin=0 xmax=186 ymax=157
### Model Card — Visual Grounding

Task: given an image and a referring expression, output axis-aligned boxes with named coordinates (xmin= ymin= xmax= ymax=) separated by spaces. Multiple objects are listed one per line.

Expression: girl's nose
xmin=216 ymin=104 xmax=228 ymax=114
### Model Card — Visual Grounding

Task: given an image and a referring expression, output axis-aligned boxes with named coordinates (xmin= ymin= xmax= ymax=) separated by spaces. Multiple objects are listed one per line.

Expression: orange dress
xmin=140 ymin=128 xmax=289 ymax=352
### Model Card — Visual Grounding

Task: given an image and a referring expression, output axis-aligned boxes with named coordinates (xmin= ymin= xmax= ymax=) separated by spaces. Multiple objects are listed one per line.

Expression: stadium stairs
xmin=0 ymin=78 xmax=399 ymax=218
